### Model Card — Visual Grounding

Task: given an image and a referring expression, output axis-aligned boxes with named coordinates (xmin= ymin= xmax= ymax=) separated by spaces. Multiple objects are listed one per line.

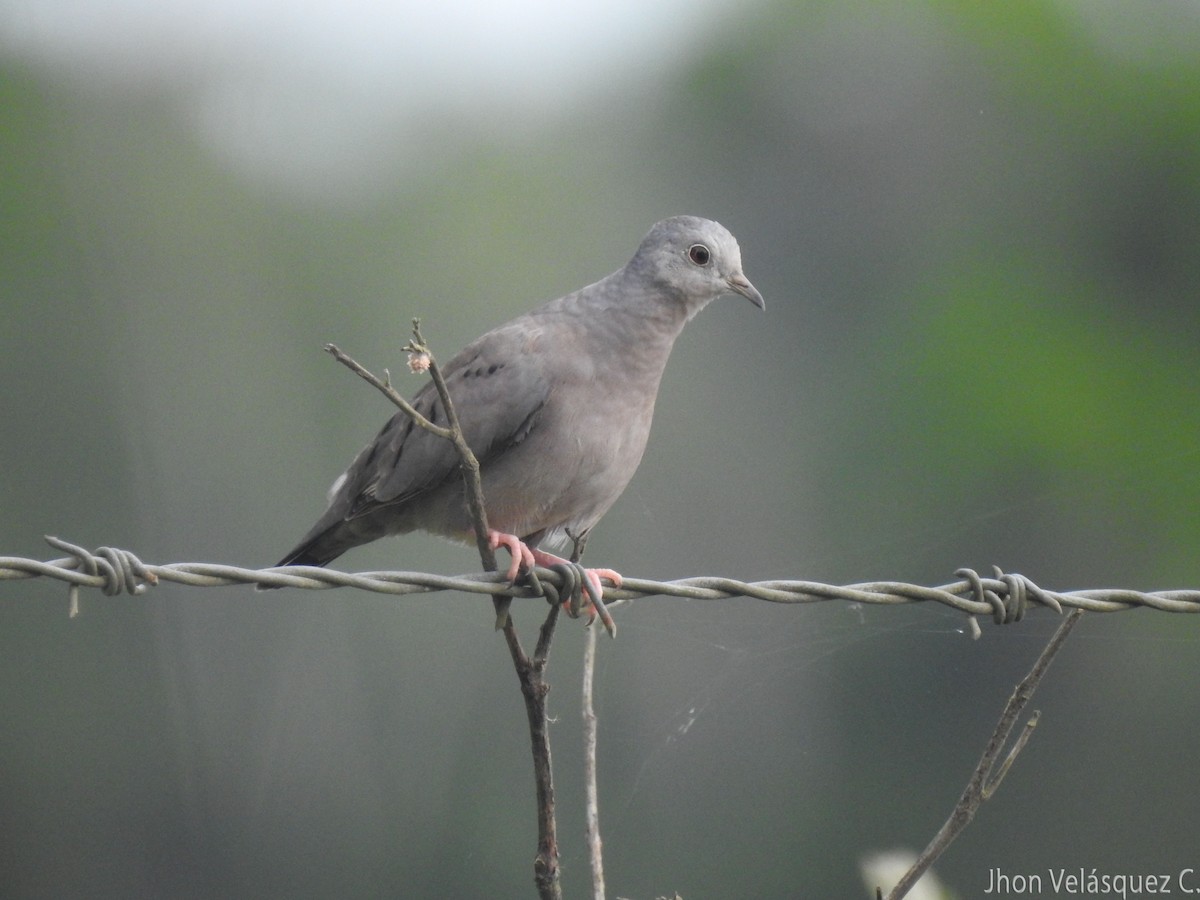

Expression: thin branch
xmin=505 ymin=617 xmax=561 ymax=900
xmin=324 ymin=342 xmax=453 ymax=440
xmin=402 ymin=322 xmax=504 ymax=610
xmin=881 ymin=608 xmax=1085 ymax=900
xmin=333 ymin=325 xmax=562 ymax=900
xmin=327 ymin=335 xmax=503 ymax=632
xmin=572 ymin=529 xmax=607 ymax=899
xmin=582 ymin=623 xmax=604 ymax=900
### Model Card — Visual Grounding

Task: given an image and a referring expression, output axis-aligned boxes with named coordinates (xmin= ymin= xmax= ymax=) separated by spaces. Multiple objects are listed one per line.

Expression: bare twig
xmin=504 ymin=616 xmax=561 ymax=900
xmin=402 ymin=321 xmax=512 ymax=626
xmin=881 ymin=608 xmax=1085 ymax=900
xmin=329 ymin=330 xmax=512 ymax=626
xmin=324 ymin=342 xmax=453 ymax=440
xmin=565 ymin=530 xmax=607 ymax=899
xmin=582 ymin=623 xmax=605 ymax=900
xmin=329 ymin=327 xmax=563 ymax=900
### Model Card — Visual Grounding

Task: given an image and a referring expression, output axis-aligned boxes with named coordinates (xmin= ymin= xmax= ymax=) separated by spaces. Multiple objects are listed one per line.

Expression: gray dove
xmin=270 ymin=216 xmax=763 ymax=612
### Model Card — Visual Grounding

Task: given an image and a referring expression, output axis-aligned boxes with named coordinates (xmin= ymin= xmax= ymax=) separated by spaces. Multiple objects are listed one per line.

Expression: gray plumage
xmin=273 ymin=215 xmax=763 ymax=570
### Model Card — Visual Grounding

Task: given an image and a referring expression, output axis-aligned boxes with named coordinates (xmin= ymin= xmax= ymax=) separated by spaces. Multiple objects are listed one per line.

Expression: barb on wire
xmin=3 ymin=537 xmax=1199 ymax=623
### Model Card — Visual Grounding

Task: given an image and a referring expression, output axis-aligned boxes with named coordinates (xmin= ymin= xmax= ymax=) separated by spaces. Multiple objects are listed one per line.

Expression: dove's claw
xmin=531 ymin=549 xmax=619 ymax=637
xmin=487 ymin=529 xmax=536 ymax=583
xmin=481 ymin=534 xmax=618 ymax=635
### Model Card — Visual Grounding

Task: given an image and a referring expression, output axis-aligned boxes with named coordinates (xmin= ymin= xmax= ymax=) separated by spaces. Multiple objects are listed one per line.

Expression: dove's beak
xmin=727 ymin=274 xmax=765 ymax=310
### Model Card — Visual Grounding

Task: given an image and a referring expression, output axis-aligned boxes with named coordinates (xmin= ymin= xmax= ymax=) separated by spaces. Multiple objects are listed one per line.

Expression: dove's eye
xmin=688 ymin=244 xmax=711 ymax=266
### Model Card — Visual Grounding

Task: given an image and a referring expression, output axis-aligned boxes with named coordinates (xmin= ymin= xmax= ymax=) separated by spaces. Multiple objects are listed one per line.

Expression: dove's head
xmin=632 ymin=216 xmax=764 ymax=318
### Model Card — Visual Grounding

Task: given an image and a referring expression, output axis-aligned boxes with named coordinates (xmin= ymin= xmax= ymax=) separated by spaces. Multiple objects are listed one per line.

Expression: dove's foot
xmin=484 ymin=530 xmax=620 ymax=635
xmin=530 ymin=549 xmax=621 ymax=603
xmin=487 ymin=529 xmax=537 ymax=582
xmin=531 ymin=548 xmax=620 ymax=635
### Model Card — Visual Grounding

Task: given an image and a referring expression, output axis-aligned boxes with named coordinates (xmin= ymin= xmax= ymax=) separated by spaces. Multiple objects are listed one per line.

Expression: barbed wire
xmin=2 ymin=536 xmax=1199 ymax=628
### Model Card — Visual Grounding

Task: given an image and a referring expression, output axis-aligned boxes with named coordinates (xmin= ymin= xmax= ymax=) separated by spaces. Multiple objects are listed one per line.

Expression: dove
xmin=269 ymin=215 xmax=763 ymax=616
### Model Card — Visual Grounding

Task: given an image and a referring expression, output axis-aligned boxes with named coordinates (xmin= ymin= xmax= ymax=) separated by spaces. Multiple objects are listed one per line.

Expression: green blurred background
xmin=3 ymin=1 xmax=1199 ymax=897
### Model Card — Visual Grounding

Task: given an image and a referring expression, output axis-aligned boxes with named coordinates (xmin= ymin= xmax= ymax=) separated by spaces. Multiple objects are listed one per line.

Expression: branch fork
xmin=327 ymin=321 xmax=565 ymax=900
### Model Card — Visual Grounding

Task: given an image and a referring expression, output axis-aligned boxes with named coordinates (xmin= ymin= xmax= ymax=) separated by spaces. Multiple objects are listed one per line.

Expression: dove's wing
xmin=274 ymin=318 xmax=554 ymax=566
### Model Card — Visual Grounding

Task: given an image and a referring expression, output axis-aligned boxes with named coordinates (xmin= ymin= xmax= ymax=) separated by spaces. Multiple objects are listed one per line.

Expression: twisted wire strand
xmin=3 ymin=537 xmax=1199 ymax=625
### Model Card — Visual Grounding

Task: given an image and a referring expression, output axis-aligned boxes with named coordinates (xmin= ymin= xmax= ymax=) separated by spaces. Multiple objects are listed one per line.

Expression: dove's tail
xmin=256 ymin=509 xmax=398 ymax=590
xmin=255 ymin=529 xmax=352 ymax=592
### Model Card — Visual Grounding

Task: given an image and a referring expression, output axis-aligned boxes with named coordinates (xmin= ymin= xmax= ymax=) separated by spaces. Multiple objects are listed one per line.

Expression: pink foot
xmin=531 ymin=548 xmax=621 ymax=627
xmin=484 ymin=532 xmax=621 ymax=635
xmin=530 ymin=548 xmax=621 ymax=598
xmin=487 ymin=529 xmax=535 ymax=582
